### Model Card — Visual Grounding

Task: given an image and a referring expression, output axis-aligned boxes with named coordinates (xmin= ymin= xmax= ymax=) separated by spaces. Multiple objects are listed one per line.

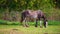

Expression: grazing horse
xmin=21 ymin=10 xmax=48 ymax=28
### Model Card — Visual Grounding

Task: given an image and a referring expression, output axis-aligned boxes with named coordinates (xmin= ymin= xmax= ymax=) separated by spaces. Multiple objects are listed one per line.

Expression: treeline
xmin=0 ymin=0 xmax=60 ymax=21
xmin=0 ymin=0 xmax=58 ymax=10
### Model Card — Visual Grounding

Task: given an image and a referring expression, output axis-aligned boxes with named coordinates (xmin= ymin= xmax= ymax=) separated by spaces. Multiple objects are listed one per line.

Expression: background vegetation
xmin=0 ymin=0 xmax=60 ymax=34
xmin=0 ymin=0 xmax=60 ymax=24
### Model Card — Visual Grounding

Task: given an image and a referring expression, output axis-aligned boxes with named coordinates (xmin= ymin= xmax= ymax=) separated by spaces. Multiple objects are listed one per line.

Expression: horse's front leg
xmin=35 ymin=19 xmax=38 ymax=27
xmin=40 ymin=20 xmax=43 ymax=28
xmin=44 ymin=20 xmax=48 ymax=28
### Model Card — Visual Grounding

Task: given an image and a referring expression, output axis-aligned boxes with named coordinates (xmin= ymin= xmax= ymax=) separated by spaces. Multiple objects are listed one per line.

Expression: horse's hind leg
xmin=25 ymin=18 xmax=29 ymax=27
xmin=23 ymin=16 xmax=29 ymax=27
xmin=22 ymin=18 xmax=26 ymax=27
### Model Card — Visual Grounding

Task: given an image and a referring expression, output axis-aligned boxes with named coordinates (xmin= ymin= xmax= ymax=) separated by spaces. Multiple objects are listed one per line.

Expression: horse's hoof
xmin=40 ymin=26 xmax=43 ymax=28
xmin=35 ymin=26 xmax=38 ymax=27
xmin=12 ymin=29 xmax=18 ymax=31
xmin=44 ymin=26 xmax=46 ymax=28
xmin=45 ymin=27 xmax=46 ymax=28
xmin=26 ymin=26 xmax=29 ymax=27
xmin=26 ymin=25 xmax=29 ymax=27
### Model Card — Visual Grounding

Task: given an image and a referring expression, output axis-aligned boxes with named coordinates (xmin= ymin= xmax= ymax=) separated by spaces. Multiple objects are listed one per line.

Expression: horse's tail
xmin=20 ymin=13 xmax=24 ymax=23
xmin=20 ymin=10 xmax=30 ymax=23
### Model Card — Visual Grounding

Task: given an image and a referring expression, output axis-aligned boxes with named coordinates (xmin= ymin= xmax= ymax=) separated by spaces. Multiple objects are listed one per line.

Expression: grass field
xmin=0 ymin=20 xmax=60 ymax=34
xmin=0 ymin=25 xmax=60 ymax=34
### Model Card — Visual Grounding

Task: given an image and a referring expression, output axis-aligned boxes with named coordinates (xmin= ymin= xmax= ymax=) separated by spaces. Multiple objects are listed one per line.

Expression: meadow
xmin=0 ymin=0 xmax=60 ymax=34
xmin=0 ymin=20 xmax=60 ymax=34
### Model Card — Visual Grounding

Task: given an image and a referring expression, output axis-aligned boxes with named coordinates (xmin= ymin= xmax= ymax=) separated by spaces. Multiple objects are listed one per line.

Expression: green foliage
xmin=0 ymin=0 xmax=55 ymax=10
xmin=0 ymin=0 xmax=60 ymax=21
xmin=54 ymin=0 xmax=60 ymax=8
xmin=0 ymin=20 xmax=7 ymax=25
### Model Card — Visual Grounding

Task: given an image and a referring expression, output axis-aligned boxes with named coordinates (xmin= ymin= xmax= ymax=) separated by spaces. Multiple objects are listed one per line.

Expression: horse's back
xmin=22 ymin=10 xmax=44 ymax=18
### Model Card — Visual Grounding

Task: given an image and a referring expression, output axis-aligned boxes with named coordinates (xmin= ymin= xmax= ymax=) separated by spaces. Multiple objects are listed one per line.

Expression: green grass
xmin=0 ymin=20 xmax=60 ymax=25
xmin=0 ymin=20 xmax=60 ymax=34
xmin=0 ymin=25 xmax=60 ymax=34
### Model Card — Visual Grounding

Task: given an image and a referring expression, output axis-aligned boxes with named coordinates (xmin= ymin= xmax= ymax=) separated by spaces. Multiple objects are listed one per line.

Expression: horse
xmin=21 ymin=10 xmax=48 ymax=28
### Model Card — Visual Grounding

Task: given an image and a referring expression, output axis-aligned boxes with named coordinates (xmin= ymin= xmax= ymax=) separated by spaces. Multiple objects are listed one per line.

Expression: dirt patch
xmin=0 ymin=29 xmax=24 ymax=34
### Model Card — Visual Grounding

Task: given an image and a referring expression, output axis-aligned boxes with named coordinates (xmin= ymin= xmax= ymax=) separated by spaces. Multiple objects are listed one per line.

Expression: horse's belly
xmin=30 ymin=12 xmax=38 ymax=18
xmin=31 ymin=15 xmax=37 ymax=18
